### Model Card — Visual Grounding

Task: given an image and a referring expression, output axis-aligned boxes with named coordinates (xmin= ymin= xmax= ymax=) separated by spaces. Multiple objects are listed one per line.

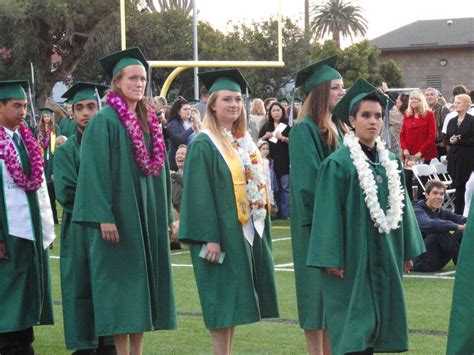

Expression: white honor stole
xmin=0 ymin=135 xmax=55 ymax=249
xmin=201 ymin=130 xmax=266 ymax=246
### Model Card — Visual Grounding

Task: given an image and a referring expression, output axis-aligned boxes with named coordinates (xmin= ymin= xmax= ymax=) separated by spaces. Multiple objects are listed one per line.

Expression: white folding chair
xmin=429 ymin=157 xmax=440 ymax=166
xmin=411 ymin=164 xmax=438 ymax=193
xmin=432 ymin=162 xmax=456 ymax=211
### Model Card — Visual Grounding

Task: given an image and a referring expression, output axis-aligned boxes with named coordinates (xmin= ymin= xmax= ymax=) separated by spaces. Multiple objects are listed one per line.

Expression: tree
xmin=157 ymin=0 xmax=192 ymax=15
xmin=0 ymin=0 xmax=119 ymax=105
xmin=310 ymin=0 xmax=367 ymax=49
xmin=378 ymin=59 xmax=405 ymax=88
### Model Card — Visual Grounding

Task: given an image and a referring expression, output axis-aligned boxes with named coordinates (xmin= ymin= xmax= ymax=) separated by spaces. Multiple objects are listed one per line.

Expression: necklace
xmin=344 ymin=132 xmax=405 ymax=234
xmin=38 ymin=125 xmax=52 ymax=150
xmin=106 ymin=92 xmax=166 ymax=176
xmin=222 ymin=129 xmax=268 ymax=221
xmin=0 ymin=124 xmax=44 ymax=191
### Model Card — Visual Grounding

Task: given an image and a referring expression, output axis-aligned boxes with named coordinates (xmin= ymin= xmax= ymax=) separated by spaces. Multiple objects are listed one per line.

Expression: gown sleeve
xmin=179 ymin=139 xmax=221 ymax=244
xmin=53 ymin=143 xmax=77 ymax=213
xmin=72 ymin=112 xmax=116 ymax=225
xmin=307 ymin=158 xmax=347 ymax=269
xmin=289 ymin=122 xmax=325 ymax=226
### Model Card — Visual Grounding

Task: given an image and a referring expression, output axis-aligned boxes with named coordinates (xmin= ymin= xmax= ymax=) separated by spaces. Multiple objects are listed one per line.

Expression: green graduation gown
xmin=54 ymin=132 xmax=101 ymax=350
xmin=307 ymin=146 xmax=425 ymax=355
xmin=59 ymin=116 xmax=77 ymax=138
xmin=72 ymin=105 xmax=177 ymax=336
xmin=179 ymin=133 xmax=279 ymax=330
xmin=289 ymin=116 xmax=341 ymax=329
xmin=0 ymin=132 xmax=54 ymax=333
xmin=446 ymin=199 xmax=474 ymax=355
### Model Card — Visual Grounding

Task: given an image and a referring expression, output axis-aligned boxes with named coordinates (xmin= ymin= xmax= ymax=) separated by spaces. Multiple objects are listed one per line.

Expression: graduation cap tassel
xmin=245 ymin=85 xmax=251 ymax=125
xmin=95 ymin=87 xmax=103 ymax=110
xmin=288 ymin=86 xmax=296 ymax=127
xmin=384 ymin=95 xmax=391 ymax=149
xmin=28 ymin=62 xmax=37 ymax=128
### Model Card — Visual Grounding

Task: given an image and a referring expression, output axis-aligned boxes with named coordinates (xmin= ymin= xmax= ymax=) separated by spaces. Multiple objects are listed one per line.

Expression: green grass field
xmin=34 ymin=219 xmax=454 ymax=354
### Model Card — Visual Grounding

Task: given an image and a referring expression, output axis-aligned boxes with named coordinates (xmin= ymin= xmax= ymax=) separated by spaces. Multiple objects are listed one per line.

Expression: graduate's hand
xmin=326 ymin=267 xmax=344 ymax=278
xmin=205 ymin=242 xmax=221 ymax=264
xmin=404 ymin=260 xmax=413 ymax=273
xmin=0 ymin=242 xmax=7 ymax=260
xmin=100 ymin=223 xmax=120 ymax=244
xmin=262 ymin=132 xmax=273 ymax=140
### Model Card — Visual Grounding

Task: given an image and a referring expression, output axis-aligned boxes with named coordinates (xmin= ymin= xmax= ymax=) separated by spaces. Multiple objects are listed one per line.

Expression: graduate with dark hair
xmin=307 ymin=79 xmax=425 ymax=355
xmin=0 ymin=80 xmax=54 ymax=355
xmin=55 ymin=82 xmax=117 ymax=354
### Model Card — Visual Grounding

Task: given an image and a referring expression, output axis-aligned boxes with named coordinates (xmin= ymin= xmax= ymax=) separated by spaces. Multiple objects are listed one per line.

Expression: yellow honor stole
xmin=201 ymin=130 xmax=250 ymax=225
xmin=220 ymin=140 xmax=250 ymax=226
xmin=50 ymin=130 xmax=56 ymax=156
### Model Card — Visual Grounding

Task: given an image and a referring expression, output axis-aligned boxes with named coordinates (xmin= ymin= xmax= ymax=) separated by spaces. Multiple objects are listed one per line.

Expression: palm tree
xmin=310 ymin=0 xmax=367 ymax=49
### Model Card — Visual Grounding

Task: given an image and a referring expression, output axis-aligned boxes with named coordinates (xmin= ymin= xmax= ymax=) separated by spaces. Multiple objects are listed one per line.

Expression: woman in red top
xmin=400 ymin=91 xmax=437 ymax=161
xmin=400 ymin=91 xmax=437 ymax=199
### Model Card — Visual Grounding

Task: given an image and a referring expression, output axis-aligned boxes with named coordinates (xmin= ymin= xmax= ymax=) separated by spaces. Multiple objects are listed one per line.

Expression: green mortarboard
xmin=331 ymin=78 xmax=395 ymax=126
xmin=295 ymin=55 xmax=342 ymax=94
xmin=294 ymin=97 xmax=303 ymax=104
xmin=40 ymin=108 xmax=54 ymax=116
xmin=0 ymin=80 xmax=29 ymax=101
xmin=99 ymin=47 xmax=149 ymax=79
xmin=188 ymin=99 xmax=199 ymax=105
xmin=279 ymin=97 xmax=289 ymax=105
xmin=62 ymin=82 xmax=109 ymax=105
xmin=198 ymin=69 xmax=252 ymax=95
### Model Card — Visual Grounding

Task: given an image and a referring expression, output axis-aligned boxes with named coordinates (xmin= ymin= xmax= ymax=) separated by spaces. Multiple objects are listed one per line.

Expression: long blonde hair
xmin=203 ymin=91 xmax=247 ymax=154
xmin=109 ymin=69 xmax=150 ymax=130
xmin=38 ymin=113 xmax=55 ymax=133
xmin=406 ymin=91 xmax=429 ymax=116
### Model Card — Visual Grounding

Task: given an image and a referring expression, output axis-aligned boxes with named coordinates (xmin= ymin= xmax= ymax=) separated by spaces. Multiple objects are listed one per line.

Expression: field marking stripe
xmin=48 ymin=256 xmax=456 ymax=280
xmin=275 ymin=263 xmax=294 ymax=268
xmin=273 ymin=237 xmax=291 ymax=242
xmin=171 ymin=251 xmax=190 ymax=255
xmin=272 ymin=226 xmax=290 ymax=230
xmin=435 ymin=270 xmax=456 ymax=276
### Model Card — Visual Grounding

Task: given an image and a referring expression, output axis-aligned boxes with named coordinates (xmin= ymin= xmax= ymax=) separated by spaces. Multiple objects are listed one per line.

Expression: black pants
xmin=0 ymin=328 xmax=34 ymax=355
xmin=47 ymin=181 xmax=58 ymax=224
xmin=413 ymin=232 xmax=462 ymax=272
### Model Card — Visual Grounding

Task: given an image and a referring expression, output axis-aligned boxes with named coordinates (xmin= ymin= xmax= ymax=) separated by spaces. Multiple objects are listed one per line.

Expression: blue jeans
xmin=277 ymin=174 xmax=290 ymax=217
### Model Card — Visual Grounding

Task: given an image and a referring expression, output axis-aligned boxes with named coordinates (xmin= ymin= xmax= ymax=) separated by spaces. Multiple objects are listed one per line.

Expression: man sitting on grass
xmin=413 ymin=180 xmax=467 ymax=272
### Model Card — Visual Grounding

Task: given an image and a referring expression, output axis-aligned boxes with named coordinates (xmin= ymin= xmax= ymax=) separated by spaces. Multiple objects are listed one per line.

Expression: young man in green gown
xmin=307 ymin=79 xmax=425 ymax=355
xmin=0 ymin=80 xmax=54 ymax=355
xmin=55 ymin=82 xmax=117 ymax=354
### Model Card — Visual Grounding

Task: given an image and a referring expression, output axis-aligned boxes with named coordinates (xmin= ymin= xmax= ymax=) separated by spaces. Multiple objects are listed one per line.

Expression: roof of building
xmin=370 ymin=18 xmax=474 ymax=50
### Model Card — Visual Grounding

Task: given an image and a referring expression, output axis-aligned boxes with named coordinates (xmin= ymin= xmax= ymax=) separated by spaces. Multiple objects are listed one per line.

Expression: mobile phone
xmin=199 ymin=244 xmax=225 ymax=264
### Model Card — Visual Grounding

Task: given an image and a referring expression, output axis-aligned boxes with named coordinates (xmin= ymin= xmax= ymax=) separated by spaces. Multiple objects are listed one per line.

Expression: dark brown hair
xmin=425 ymin=180 xmax=446 ymax=195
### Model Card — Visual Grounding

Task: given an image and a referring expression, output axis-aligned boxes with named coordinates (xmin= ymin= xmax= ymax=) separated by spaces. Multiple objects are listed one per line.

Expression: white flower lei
xmin=222 ymin=129 xmax=268 ymax=220
xmin=343 ymin=132 xmax=405 ymax=234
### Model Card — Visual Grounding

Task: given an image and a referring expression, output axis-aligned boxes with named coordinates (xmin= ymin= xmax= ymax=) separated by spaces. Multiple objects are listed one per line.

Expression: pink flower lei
xmin=38 ymin=124 xmax=52 ymax=149
xmin=0 ymin=124 xmax=44 ymax=191
xmin=106 ymin=92 xmax=166 ymax=176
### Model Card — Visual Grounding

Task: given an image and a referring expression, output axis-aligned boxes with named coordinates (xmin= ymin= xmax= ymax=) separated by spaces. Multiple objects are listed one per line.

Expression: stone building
xmin=370 ymin=18 xmax=474 ymax=99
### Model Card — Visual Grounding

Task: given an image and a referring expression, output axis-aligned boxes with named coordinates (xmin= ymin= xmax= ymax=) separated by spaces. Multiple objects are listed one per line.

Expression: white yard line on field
xmin=435 ymin=270 xmax=456 ymax=276
xmin=273 ymin=237 xmax=291 ymax=242
xmin=171 ymin=251 xmax=190 ymax=255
